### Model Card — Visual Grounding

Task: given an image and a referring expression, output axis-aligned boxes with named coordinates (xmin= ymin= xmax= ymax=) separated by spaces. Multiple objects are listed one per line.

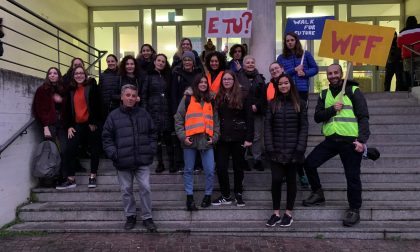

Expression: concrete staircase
xmin=9 ymin=92 xmax=420 ymax=239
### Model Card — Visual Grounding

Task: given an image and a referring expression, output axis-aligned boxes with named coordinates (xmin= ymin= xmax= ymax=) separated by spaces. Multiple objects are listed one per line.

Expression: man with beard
xmin=302 ymin=64 xmax=370 ymax=227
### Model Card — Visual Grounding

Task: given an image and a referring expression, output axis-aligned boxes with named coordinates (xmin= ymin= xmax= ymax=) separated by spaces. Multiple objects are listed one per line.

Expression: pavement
xmin=1 ymin=233 xmax=420 ymax=252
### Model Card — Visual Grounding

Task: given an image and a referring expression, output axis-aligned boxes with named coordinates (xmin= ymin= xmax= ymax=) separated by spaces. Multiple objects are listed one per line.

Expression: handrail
xmin=0 ymin=118 xmax=36 ymax=158
xmin=402 ymin=41 xmax=420 ymax=91
xmin=0 ymin=1 xmax=107 ymax=76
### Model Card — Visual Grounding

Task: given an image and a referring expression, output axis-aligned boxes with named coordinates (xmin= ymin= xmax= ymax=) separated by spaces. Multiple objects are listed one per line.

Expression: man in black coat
xmin=102 ymin=84 xmax=158 ymax=232
xmin=302 ymin=64 xmax=370 ymax=227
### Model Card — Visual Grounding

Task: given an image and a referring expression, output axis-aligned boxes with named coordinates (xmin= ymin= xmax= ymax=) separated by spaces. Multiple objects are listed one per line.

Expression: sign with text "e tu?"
xmin=318 ymin=20 xmax=395 ymax=66
xmin=205 ymin=10 xmax=253 ymax=38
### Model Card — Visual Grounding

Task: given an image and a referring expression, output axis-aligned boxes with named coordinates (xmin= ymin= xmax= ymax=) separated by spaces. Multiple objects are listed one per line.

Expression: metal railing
xmin=0 ymin=0 xmax=107 ymax=76
xmin=0 ymin=118 xmax=35 ymax=158
xmin=402 ymin=40 xmax=420 ymax=91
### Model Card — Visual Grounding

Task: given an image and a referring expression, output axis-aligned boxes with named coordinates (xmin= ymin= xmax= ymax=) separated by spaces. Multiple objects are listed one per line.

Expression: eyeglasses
xmin=222 ymin=78 xmax=234 ymax=81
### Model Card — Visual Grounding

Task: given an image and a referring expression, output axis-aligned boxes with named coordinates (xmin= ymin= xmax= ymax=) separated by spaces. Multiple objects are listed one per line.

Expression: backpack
xmin=32 ymin=140 xmax=61 ymax=178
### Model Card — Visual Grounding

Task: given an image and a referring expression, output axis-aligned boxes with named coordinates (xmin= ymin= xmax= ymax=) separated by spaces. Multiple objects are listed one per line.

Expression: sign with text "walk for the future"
xmin=318 ymin=20 xmax=395 ymax=66
xmin=205 ymin=10 xmax=253 ymax=38
xmin=285 ymin=16 xmax=334 ymax=40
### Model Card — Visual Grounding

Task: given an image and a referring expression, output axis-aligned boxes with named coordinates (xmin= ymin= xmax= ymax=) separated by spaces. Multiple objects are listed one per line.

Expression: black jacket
xmin=142 ymin=69 xmax=173 ymax=132
xmin=264 ymin=95 xmax=308 ymax=164
xmin=315 ymin=80 xmax=370 ymax=143
xmin=170 ymin=66 xmax=203 ymax=115
xmin=236 ymin=69 xmax=267 ymax=115
xmin=102 ymin=106 xmax=157 ymax=170
xmin=171 ymin=50 xmax=203 ymax=71
xmin=217 ymin=98 xmax=254 ymax=143
xmin=65 ymin=78 xmax=102 ymax=128
xmin=98 ymin=68 xmax=120 ymax=118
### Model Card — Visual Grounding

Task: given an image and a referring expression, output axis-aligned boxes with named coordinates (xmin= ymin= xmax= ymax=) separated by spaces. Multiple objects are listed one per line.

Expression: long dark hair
xmin=216 ymin=70 xmax=243 ymax=110
xmin=118 ymin=55 xmax=138 ymax=76
xmin=271 ymin=74 xmax=301 ymax=113
xmin=136 ymin=44 xmax=157 ymax=61
xmin=43 ymin=67 xmax=64 ymax=92
xmin=205 ymin=51 xmax=227 ymax=73
xmin=283 ymin=32 xmax=304 ymax=58
xmin=153 ymin=53 xmax=171 ymax=85
xmin=191 ymin=74 xmax=212 ymax=103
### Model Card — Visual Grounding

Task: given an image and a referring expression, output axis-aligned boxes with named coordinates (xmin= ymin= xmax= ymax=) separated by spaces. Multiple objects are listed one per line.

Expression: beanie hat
xmin=182 ymin=51 xmax=196 ymax=65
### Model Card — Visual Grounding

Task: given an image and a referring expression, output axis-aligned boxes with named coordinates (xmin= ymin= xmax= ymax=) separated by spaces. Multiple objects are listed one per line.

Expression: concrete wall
xmin=0 ymin=69 xmax=42 ymax=227
xmin=0 ymin=0 xmax=89 ymax=78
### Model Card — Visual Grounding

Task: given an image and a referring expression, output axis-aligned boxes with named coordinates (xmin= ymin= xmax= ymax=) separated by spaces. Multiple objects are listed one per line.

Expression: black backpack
xmin=32 ymin=140 xmax=61 ymax=178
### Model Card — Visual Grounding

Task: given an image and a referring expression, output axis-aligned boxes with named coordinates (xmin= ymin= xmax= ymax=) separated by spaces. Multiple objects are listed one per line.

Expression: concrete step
xmin=32 ymin=183 xmax=420 ymax=202
xmin=8 ymin=220 xmax=420 ymax=239
xmin=308 ymin=124 xmax=420 ymax=135
xmin=17 ymin=201 xmax=420 ymax=222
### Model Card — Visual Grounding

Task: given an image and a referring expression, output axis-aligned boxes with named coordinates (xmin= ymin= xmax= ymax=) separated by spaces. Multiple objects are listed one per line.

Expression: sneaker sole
xmin=88 ymin=185 xmax=97 ymax=188
xmin=280 ymin=219 xmax=293 ymax=227
xmin=211 ymin=201 xmax=232 ymax=206
xmin=266 ymin=220 xmax=281 ymax=227
xmin=236 ymin=203 xmax=245 ymax=207
xmin=56 ymin=184 xmax=76 ymax=190
xmin=343 ymin=219 xmax=360 ymax=227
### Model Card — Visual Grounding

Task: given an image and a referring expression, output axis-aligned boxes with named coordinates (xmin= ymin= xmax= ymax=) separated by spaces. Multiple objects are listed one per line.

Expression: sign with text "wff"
xmin=318 ymin=20 xmax=395 ymax=66
xmin=285 ymin=16 xmax=334 ymax=40
xmin=205 ymin=10 xmax=253 ymax=38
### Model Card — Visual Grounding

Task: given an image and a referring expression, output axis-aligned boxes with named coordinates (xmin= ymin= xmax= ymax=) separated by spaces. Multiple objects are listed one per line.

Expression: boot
xmin=253 ymin=160 xmax=264 ymax=171
xmin=201 ymin=195 xmax=211 ymax=208
xmin=186 ymin=195 xmax=198 ymax=211
xmin=168 ymin=159 xmax=177 ymax=173
xmin=302 ymin=188 xmax=325 ymax=206
xmin=155 ymin=162 xmax=165 ymax=173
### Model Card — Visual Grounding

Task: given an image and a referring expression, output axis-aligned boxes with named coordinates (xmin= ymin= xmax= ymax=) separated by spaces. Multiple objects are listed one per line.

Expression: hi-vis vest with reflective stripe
xmin=207 ymin=71 xmax=223 ymax=95
xmin=185 ymin=96 xmax=214 ymax=137
xmin=322 ymin=86 xmax=359 ymax=137
xmin=266 ymin=82 xmax=275 ymax=101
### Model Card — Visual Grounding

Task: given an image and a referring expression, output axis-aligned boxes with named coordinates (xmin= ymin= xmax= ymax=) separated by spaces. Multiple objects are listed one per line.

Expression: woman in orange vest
xmin=266 ymin=62 xmax=284 ymax=101
xmin=174 ymin=74 xmax=220 ymax=211
xmin=205 ymin=51 xmax=226 ymax=96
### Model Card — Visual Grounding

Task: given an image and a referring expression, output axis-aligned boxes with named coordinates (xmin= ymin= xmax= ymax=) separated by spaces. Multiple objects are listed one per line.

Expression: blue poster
xmin=285 ymin=16 xmax=334 ymax=40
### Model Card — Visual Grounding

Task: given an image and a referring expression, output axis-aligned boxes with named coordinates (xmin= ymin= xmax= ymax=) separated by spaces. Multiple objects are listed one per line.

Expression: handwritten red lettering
xmin=208 ymin=17 xmax=219 ymax=34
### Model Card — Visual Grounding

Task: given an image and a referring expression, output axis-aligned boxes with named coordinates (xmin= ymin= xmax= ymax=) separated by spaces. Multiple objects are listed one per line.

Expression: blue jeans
xmin=183 ymin=148 xmax=215 ymax=195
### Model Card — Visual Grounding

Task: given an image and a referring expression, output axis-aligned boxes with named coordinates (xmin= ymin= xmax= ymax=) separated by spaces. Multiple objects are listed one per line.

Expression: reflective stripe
xmin=185 ymin=122 xmax=205 ymax=131
xmin=342 ymin=105 xmax=353 ymax=110
xmin=327 ymin=117 xmax=358 ymax=124
xmin=185 ymin=113 xmax=203 ymax=120
xmin=204 ymin=114 xmax=213 ymax=120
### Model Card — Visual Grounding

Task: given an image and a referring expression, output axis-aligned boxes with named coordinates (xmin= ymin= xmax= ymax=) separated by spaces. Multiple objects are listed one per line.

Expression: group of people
xmin=32 ymin=31 xmax=371 ymax=231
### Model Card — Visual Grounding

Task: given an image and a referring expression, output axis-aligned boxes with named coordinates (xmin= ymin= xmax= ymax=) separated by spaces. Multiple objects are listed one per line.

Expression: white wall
xmin=0 ymin=69 xmax=42 ymax=227
xmin=0 ymin=0 xmax=89 ymax=78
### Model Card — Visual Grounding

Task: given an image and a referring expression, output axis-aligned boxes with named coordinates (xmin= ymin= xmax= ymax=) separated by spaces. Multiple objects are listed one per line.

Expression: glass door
xmin=118 ymin=26 xmax=139 ymax=60
xmin=156 ymin=25 xmax=177 ymax=64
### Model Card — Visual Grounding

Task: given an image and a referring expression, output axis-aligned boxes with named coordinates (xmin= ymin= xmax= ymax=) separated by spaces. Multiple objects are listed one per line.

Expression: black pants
xmin=384 ymin=62 xmax=403 ymax=91
xmin=215 ymin=141 xmax=246 ymax=197
xmin=304 ymin=138 xmax=362 ymax=209
xmin=271 ymin=162 xmax=297 ymax=210
xmin=157 ymin=131 xmax=174 ymax=165
xmin=63 ymin=123 xmax=101 ymax=177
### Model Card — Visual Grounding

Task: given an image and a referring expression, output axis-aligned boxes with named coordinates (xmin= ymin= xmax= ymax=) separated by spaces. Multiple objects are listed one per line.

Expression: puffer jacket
xmin=102 ymin=106 xmax=157 ymax=170
xmin=98 ymin=68 xmax=120 ymax=118
xmin=276 ymin=51 xmax=318 ymax=93
xmin=174 ymin=95 xmax=220 ymax=150
xmin=142 ymin=69 xmax=173 ymax=132
xmin=170 ymin=66 xmax=203 ymax=115
xmin=264 ymin=95 xmax=308 ymax=164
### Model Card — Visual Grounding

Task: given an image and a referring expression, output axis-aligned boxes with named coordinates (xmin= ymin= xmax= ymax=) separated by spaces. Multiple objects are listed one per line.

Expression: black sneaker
xmin=211 ymin=195 xmax=232 ymax=206
xmin=143 ymin=218 xmax=157 ymax=232
xmin=124 ymin=215 xmax=136 ymax=230
xmin=235 ymin=193 xmax=245 ymax=207
xmin=56 ymin=179 xmax=76 ymax=190
xmin=302 ymin=189 xmax=325 ymax=206
xmin=343 ymin=208 xmax=360 ymax=227
xmin=254 ymin=160 xmax=264 ymax=171
xmin=88 ymin=177 xmax=96 ymax=188
xmin=155 ymin=163 xmax=165 ymax=173
xmin=266 ymin=214 xmax=281 ymax=227
xmin=201 ymin=195 xmax=212 ymax=208
xmin=193 ymin=166 xmax=202 ymax=174
xmin=279 ymin=213 xmax=293 ymax=227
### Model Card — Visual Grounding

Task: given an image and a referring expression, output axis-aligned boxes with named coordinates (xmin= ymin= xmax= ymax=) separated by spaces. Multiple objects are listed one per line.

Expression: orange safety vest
xmin=266 ymin=82 xmax=275 ymax=101
xmin=185 ymin=96 xmax=214 ymax=137
xmin=207 ymin=71 xmax=224 ymax=94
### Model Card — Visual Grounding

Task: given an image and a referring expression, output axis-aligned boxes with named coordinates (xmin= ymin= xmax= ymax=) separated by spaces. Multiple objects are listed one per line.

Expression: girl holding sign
xmin=276 ymin=32 xmax=318 ymax=102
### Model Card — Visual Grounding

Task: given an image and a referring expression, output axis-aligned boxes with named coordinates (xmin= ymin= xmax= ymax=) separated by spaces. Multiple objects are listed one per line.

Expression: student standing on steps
xmin=174 ymin=74 xmax=220 ymax=211
xmin=265 ymin=74 xmax=308 ymax=228
xmin=102 ymin=84 xmax=158 ymax=232
xmin=212 ymin=70 xmax=253 ymax=207
xmin=204 ymin=51 xmax=226 ymax=96
xmin=302 ymin=64 xmax=370 ymax=227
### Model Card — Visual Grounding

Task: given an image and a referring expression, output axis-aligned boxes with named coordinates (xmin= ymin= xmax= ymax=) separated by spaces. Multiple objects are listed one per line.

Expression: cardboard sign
xmin=285 ymin=16 xmax=334 ymax=40
xmin=205 ymin=10 xmax=253 ymax=38
xmin=318 ymin=20 xmax=395 ymax=66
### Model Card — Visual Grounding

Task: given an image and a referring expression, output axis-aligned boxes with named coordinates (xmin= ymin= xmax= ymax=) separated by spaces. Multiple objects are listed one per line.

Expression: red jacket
xmin=397 ymin=27 xmax=420 ymax=59
xmin=33 ymin=84 xmax=67 ymax=127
